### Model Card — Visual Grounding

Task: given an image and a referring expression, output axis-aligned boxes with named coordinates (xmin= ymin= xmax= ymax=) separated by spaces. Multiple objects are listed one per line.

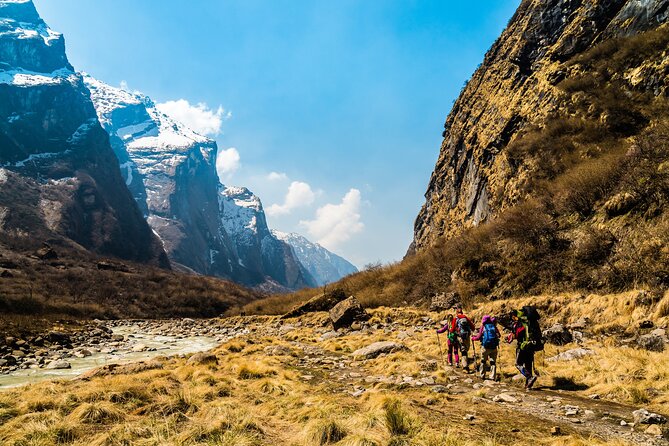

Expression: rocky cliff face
xmin=220 ymin=186 xmax=316 ymax=291
xmin=0 ymin=0 xmax=167 ymax=266
xmin=272 ymin=230 xmax=358 ymax=286
xmin=84 ymin=76 xmax=243 ymax=279
xmin=413 ymin=0 xmax=669 ymax=251
xmin=85 ymin=78 xmax=316 ymax=290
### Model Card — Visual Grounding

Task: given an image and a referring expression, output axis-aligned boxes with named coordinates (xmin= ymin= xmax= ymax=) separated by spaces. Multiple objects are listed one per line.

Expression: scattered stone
xmin=463 ymin=414 xmax=476 ymax=421
xmin=187 ymin=352 xmax=218 ymax=365
xmin=604 ymin=192 xmax=638 ymax=217
xmin=47 ymin=331 xmax=71 ymax=345
xmin=633 ymin=409 xmax=667 ymax=425
xmin=46 ymin=360 xmax=71 ymax=369
xmin=319 ymin=331 xmax=341 ymax=341
xmin=543 ymin=324 xmax=573 ymax=345
xmin=548 ymin=348 xmax=596 ymax=362
xmin=551 ymin=426 xmax=562 ymax=436
xmin=568 ymin=317 xmax=590 ymax=331
xmin=263 ymin=345 xmax=293 ymax=356
xmin=329 ymin=296 xmax=370 ymax=330
xmin=637 ymin=332 xmax=666 ymax=352
xmin=564 ymin=405 xmax=580 ymax=416
xmin=430 ymin=292 xmax=460 ymax=311
xmin=493 ymin=393 xmax=519 ymax=404
xmin=589 ymin=394 xmax=601 ymax=400
xmin=620 ymin=420 xmax=628 ymax=426
xmin=351 ymin=341 xmax=409 ymax=359
xmin=639 ymin=320 xmax=655 ymax=329
xmin=132 ymin=344 xmax=147 ymax=352
xmin=431 ymin=385 xmax=448 ymax=393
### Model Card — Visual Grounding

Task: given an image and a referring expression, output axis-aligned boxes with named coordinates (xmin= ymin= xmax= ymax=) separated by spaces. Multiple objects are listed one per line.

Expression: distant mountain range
xmin=0 ymin=0 xmax=357 ymax=291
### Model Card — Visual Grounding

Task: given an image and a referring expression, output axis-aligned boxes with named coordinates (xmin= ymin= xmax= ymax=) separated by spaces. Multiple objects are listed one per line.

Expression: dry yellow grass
xmin=2 ymin=291 xmax=666 ymax=445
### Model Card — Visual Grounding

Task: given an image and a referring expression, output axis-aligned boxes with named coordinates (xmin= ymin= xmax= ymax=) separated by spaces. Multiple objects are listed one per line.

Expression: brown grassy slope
xmin=0 ymin=242 xmax=263 ymax=326
xmin=1 ymin=302 xmax=666 ymax=445
xmin=240 ymin=26 xmax=669 ymax=316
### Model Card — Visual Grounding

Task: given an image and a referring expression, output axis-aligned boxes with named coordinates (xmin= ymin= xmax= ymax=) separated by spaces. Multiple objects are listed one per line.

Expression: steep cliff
xmin=0 ymin=0 xmax=167 ymax=266
xmin=414 ymin=0 xmax=669 ymax=251
xmin=85 ymin=78 xmax=317 ymax=290
xmin=220 ymin=186 xmax=316 ymax=291
xmin=84 ymin=76 xmax=245 ymax=279
xmin=272 ymin=230 xmax=358 ymax=286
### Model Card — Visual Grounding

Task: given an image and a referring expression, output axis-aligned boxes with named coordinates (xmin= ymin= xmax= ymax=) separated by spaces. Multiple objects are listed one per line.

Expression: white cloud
xmin=156 ymin=99 xmax=229 ymax=136
xmin=216 ymin=147 xmax=241 ymax=182
xmin=267 ymin=172 xmax=288 ymax=181
xmin=300 ymin=188 xmax=364 ymax=250
xmin=267 ymin=181 xmax=315 ymax=216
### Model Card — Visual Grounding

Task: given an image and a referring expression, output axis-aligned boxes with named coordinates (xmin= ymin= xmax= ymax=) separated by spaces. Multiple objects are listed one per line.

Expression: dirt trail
xmin=246 ymin=314 xmax=669 ymax=446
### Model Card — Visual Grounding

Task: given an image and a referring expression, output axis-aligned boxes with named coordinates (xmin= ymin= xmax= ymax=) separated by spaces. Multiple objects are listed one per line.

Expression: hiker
xmin=471 ymin=315 xmax=500 ymax=380
xmin=436 ymin=314 xmax=460 ymax=367
xmin=454 ymin=306 xmax=475 ymax=371
xmin=506 ymin=307 xmax=544 ymax=389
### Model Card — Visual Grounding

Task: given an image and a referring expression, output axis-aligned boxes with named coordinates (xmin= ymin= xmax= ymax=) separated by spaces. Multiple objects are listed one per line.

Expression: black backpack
xmin=520 ymin=306 xmax=544 ymax=352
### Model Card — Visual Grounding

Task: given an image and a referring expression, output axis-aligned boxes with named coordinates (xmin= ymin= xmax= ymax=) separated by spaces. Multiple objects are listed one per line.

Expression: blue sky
xmin=34 ymin=0 xmax=520 ymax=268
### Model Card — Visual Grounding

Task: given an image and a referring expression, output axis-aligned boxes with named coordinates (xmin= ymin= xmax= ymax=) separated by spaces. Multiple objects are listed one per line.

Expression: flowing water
xmin=0 ymin=325 xmax=220 ymax=389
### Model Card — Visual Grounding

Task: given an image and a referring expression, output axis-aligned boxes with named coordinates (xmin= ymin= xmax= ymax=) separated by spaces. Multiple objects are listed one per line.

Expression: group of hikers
xmin=436 ymin=305 xmax=544 ymax=390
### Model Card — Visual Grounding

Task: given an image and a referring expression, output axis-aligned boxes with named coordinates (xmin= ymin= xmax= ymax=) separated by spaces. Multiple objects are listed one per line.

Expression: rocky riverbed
xmin=0 ymin=318 xmax=250 ymax=388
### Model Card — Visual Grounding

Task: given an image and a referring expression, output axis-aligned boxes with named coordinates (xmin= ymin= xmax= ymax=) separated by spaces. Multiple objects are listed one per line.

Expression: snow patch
xmin=0 ymin=168 xmax=7 ymax=184
xmin=4 ymin=150 xmax=71 ymax=168
xmin=119 ymin=162 xmax=134 ymax=186
xmin=0 ymin=67 xmax=75 ymax=86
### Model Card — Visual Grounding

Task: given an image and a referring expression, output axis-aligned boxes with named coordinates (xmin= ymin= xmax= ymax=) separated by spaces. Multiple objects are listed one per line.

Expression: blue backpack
xmin=481 ymin=323 xmax=499 ymax=348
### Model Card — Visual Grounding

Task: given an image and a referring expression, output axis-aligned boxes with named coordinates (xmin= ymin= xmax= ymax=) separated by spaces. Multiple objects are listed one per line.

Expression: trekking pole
xmin=435 ymin=331 xmax=446 ymax=369
xmin=472 ymin=339 xmax=479 ymax=372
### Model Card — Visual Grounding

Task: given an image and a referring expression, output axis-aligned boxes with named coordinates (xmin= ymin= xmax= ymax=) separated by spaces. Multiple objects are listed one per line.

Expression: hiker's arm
xmin=436 ymin=325 xmax=448 ymax=334
xmin=471 ymin=326 xmax=483 ymax=341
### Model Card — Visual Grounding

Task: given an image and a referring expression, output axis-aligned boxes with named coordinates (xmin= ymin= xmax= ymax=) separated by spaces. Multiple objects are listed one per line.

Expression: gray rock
xmin=548 ymin=348 xmax=596 ymax=362
xmin=187 ymin=352 xmax=218 ymax=365
xmin=319 ymin=331 xmax=341 ymax=341
xmin=132 ymin=344 xmax=148 ymax=352
xmin=633 ymin=409 xmax=667 ymax=425
xmin=543 ymin=324 xmax=573 ymax=345
xmin=46 ymin=360 xmax=71 ymax=369
xmin=430 ymin=292 xmax=460 ymax=311
xmin=352 ymin=341 xmax=409 ymax=359
xmin=329 ymin=296 xmax=370 ymax=330
xmin=431 ymin=385 xmax=449 ymax=393
xmin=637 ymin=333 xmax=666 ymax=352
xmin=493 ymin=393 xmax=519 ymax=403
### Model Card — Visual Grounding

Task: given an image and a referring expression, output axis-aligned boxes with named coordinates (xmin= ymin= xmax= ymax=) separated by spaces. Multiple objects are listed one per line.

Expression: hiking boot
xmin=527 ymin=376 xmax=537 ymax=389
xmin=479 ymin=366 xmax=485 ymax=379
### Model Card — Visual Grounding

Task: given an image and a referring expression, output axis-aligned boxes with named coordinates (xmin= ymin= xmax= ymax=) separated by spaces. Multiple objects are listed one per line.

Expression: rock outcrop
xmin=413 ymin=0 xmax=669 ymax=250
xmin=0 ymin=0 xmax=167 ymax=266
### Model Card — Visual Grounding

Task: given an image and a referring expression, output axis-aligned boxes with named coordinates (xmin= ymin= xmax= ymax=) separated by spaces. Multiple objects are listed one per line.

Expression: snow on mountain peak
xmin=0 ymin=0 xmax=62 ymax=48
xmin=84 ymin=75 xmax=210 ymax=151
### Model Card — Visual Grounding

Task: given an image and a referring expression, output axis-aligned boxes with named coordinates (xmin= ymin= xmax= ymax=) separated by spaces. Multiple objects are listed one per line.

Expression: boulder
xmin=492 ymin=393 xmax=519 ymax=403
xmin=430 ymin=292 xmax=460 ymax=311
xmin=633 ymin=409 xmax=667 ymax=425
xmin=543 ymin=324 xmax=573 ymax=345
xmin=548 ymin=348 xmax=595 ymax=362
xmin=282 ymin=288 xmax=349 ymax=319
xmin=187 ymin=352 xmax=218 ymax=365
xmin=329 ymin=296 xmax=370 ymax=330
xmin=132 ymin=344 xmax=147 ymax=352
xmin=96 ymin=261 xmax=130 ymax=272
xmin=46 ymin=360 xmax=71 ymax=369
xmin=637 ymin=330 xmax=667 ymax=352
xmin=35 ymin=243 xmax=58 ymax=260
xmin=47 ymin=331 xmax=71 ymax=345
xmin=604 ymin=192 xmax=638 ymax=217
xmin=352 ymin=341 xmax=409 ymax=359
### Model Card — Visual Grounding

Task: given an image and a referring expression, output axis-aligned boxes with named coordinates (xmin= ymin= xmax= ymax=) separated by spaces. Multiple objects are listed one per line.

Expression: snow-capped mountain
xmin=85 ymin=77 xmax=315 ymax=290
xmin=220 ymin=186 xmax=317 ymax=290
xmin=0 ymin=0 xmax=167 ymax=265
xmin=272 ymin=231 xmax=358 ymax=286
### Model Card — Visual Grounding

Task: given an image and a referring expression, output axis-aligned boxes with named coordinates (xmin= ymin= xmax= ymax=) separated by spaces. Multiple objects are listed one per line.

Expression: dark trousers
xmin=516 ymin=348 xmax=535 ymax=377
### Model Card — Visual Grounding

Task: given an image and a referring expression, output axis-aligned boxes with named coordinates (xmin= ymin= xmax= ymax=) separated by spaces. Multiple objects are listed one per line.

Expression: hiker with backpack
xmin=436 ymin=314 xmax=460 ymax=367
xmin=454 ymin=306 xmax=476 ymax=371
xmin=506 ymin=307 xmax=544 ymax=390
xmin=471 ymin=315 xmax=500 ymax=380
